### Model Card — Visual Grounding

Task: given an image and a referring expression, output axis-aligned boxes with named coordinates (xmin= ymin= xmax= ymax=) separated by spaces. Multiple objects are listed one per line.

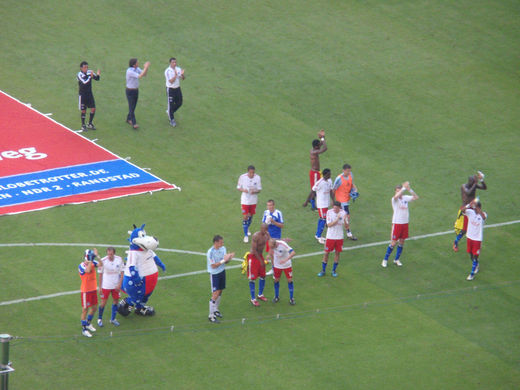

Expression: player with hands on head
xmin=461 ymin=198 xmax=487 ymax=281
xmin=78 ymin=248 xmax=100 ymax=337
xmin=381 ymin=181 xmax=419 ymax=267
xmin=453 ymin=171 xmax=487 ymax=251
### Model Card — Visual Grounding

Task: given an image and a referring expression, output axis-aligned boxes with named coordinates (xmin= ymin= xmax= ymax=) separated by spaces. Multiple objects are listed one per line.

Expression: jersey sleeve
xmin=256 ymin=175 xmax=262 ymax=190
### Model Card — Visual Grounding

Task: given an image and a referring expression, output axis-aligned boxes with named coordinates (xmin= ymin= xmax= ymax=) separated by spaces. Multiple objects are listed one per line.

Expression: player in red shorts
xmin=318 ymin=201 xmax=348 ymax=277
xmin=237 ymin=165 xmax=262 ymax=243
xmin=78 ymin=248 xmax=100 ymax=337
xmin=97 ymin=247 xmax=124 ymax=327
xmin=381 ymin=182 xmax=419 ymax=268
xmin=462 ymin=199 xmax=487 ymax=280
xmin=247 ymin=224 xmax=270 ymax=306
xmin=268 ymin=238 xmax=296 ymax=305
xmin=303 ymin=129 xmax=327 ymax=210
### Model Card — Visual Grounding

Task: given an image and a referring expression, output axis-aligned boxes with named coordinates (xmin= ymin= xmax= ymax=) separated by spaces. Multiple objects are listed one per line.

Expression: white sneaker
xmin=318 ymin=237 xmax=326 ymax=244
xmin=394 ymin=260 xmax=403 ymax=267
xmin=247 ymin=230 xmax=252 ymax=236
xmin=266 ymin=268 xmax=274 ymax=276
xmin=82 ymin=329 xmax=92 ymax=338
xmin=474 ymin=265 xmax=479 ymax=274
xmin=466 ymin=274 xmax=474 ymax=281
xmin=86 ymin=323 xmax=96 ymax=332
xmin=381 ymin=259 xmax=388 ymax=268
xmin=243 ymin=236 xmax=249 ymax=243
xmin=97 ymin=318 xmax=103 ymax=327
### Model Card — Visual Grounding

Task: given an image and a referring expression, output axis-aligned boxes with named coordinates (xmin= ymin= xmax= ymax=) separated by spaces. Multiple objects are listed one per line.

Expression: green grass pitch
xmin=1 ymin=0 xmax=519 ymax=389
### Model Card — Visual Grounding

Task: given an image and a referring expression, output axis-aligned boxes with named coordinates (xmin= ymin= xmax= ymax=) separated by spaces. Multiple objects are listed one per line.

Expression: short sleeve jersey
xmin=313 ymin=177 xmax=333 ymax=209
xmin=464 ymin=208 xmax=486 ymax=241
xmin=207 ymin=245 xmax=227 ymax=274
xmin=392 ymin=195 xmax=414 ymax=224
xmin=262 ymin=209 xmax=284 ymax=239
xmin=98 ymin=255 xmax=124 ymax=289
xmin=326 ymin=208 xmax=347 ymax=240
xmin=272 ymin=240 xmax=294 ymax=269
xmin=237 ymin=173 xmax=262 ymax=205
xmin=165 ymin=66 xmax=182 ymax=88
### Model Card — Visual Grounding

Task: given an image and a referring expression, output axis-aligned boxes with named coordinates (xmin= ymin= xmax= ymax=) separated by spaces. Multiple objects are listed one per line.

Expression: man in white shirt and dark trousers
xmin=381 ymin=181 xmax=419 ymax=268
xmin=462 ymin=199 xmax=487 ymax=281
xmin=207 ymin=235 xmax=235 ymax=323
xmin=126 ymin=58 xmax=150 ymax=129
xmin=164 ymin=57 xmax=185 ymax=127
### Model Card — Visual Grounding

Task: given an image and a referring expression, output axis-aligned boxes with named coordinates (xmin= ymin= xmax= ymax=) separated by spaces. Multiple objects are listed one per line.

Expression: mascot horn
xmin=118 ymin=224 xmax=166 ymax=317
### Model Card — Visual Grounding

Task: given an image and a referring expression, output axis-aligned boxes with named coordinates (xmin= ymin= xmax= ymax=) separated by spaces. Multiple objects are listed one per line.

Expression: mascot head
xmin=128 ymin=223 xmax=159 ymax=251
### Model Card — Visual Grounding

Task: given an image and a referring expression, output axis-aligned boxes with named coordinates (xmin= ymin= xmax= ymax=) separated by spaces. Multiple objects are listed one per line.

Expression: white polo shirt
xmin=392 ymin=195 xmax=415 ymax=224
xmin=313 ymin=177 xmax=333 ymax=209
xmin=98 ymin=255 xmax=124 ymax=289
xmin=272 ymin=240 xmax=294 ymax=269
xmin=326 ymin=208 xmax=347 ymax=240
xmin=464 ymin=208 xmax=486 ymax=241
xmin=165 ymin=65 xmax=183 ymax=88
xmin=237 ymin=173 xmax=262 ymax=205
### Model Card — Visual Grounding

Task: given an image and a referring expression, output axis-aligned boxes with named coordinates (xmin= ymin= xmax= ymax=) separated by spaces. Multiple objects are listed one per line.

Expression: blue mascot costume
xmin=118 ymin=224 xmax=166 ymax=317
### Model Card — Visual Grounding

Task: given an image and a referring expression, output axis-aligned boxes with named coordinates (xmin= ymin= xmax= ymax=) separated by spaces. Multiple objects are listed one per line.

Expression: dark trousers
xmin=126 ymin=88 xmax=139 ymax=125
xmin=167 ymin=87 xmax=183 ymax=120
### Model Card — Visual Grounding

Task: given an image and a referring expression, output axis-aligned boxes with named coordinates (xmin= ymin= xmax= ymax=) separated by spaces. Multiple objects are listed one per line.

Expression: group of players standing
xmin=206 ymin=130 xmax=489 ymax=324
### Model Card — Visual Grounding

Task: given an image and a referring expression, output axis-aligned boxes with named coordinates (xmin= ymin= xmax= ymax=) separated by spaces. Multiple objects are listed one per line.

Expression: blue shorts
xmin=210 ymin=270 xmax=226 ymax=292
xmin=340 ymin=203 xmax=350 ymax=215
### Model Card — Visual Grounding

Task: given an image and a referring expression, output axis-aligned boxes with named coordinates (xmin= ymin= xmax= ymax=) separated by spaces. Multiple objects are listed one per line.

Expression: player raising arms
xmin=303 ymin=129 xmax=327 ymax=210
xmin=381 ymin=182 xmax=419 ymax=268
xmin=237 ymin=165 xmax=262 ymax=243
xmin=453 ymin=171 xmax=487 ymax=252
xmin=462 ymin=199 xmax=487 ymax=281
xmin=332 ymin=163 xmax=358 ymax=240
xmin=78 ymin=248 xmax=100 ymax=337
xmin=247 ymin=224 xmax=270 ymax=306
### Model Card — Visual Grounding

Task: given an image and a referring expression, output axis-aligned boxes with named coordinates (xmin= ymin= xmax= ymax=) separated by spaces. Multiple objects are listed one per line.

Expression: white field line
xmin=1 ymin=219 xmax=519 ymax=307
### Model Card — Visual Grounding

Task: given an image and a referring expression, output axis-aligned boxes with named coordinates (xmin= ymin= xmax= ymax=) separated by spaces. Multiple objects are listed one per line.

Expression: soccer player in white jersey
xmin=97 ymin=247 xmax=124 ymax=327
xmin=237 ymin=165 xmax=262 ymax=243
xmin=268 ymin=238 xmax=296 ymax=305
xmin=381 ymin=182 xmax=419 ymax=268
xmin=318 ymin=201 xmax=348 ymax=277
xmin=207 ymin=235 xmax=235 ymax=323
xmin=461 ymin=199 xmax=487 ymax=281
xmin=312 ymin=168 xmax=333 ymax=244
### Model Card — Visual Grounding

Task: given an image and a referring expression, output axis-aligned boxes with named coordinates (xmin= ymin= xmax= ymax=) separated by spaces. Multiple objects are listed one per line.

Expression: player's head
xmin=342 ymin=163 xmax=352 ymax=174
xmin=268 ymin=238 xmax=277 ymax=249
xmin=106 ymin=247 xmax=116 ymax=258
xmin=267 ymin=199 xmax=275 ymax=212
xmin=213 ymin=234 xmax=224 ymax=247
xmin=260 ymin=223 xmax=269 ymax=233
xmin=169 ymin=57 xmax=177 ymax=66
xmin=333 ymin=200 xmax=341 ymax=211
xmin=129 ymin=58 xmax=138 ymax=68
xmin=395 ymin=184 xmax=403 ymax=196
xmin=80 ymin=61 xmax=88 ymax=71
xmin=467 ymin=175 xmax=476 ymax=185
xmin=247 ymin=165 xmax=255 ymax=177
xmin=312 ymin=139 xmax=321 ymax=149
xmin=474 ymin=200 xmax=482 ymax=209
xmin=322 ymin=168 xmax=331 ymax=179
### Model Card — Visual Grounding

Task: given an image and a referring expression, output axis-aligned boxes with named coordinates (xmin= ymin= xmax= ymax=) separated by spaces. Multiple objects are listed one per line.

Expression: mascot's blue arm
xmin=154 ymin=255 xmax=166 ymax=272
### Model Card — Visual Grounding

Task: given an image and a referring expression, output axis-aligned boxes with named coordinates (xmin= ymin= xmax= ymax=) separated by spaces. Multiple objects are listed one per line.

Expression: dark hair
xmin=333 ymin=201 xmax=341 ymax=207
xmin=129 ymin=58 xmax=138 ymax=67
xmin=322 ymin=168 xmax=331 ymax=176
xmin=106 ymin=246 xmax=116 ymax=254
xmin=80 ymin=61 xmax=88 ymax=68
xmin=343 ymin=163 xmax=351 ymax=170
xmin=395 ymin=185 xmax=403 ymax=191
xmin=475 ymin=201 xmax=482 ymax=208
xmin=267 ymin=199 xmax=275 ymax=204
xmin=247 ymin=165 xmax=255 ymax=171
xmin=312 ymin=139 xmax=320 ymax=148
xmin=169 ymin=57 xmax=176 ymax=63
xmin=213 ymin=235 xmax=223 ymax=243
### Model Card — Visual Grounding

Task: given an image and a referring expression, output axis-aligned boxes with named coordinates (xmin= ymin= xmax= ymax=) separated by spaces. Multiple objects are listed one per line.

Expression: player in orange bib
xmin=78 ymin=248 xmax=100 ymax=337
xmin=332 ymin=163 xmax=358 ymax=241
